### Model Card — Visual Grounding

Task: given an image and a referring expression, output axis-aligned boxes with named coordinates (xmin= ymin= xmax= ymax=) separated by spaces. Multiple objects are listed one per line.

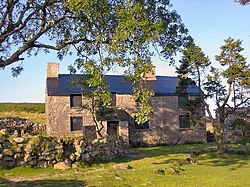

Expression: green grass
xmin=0 ymin=103 xmax=45 ymax=124
xmin=0 ymin=144 xmax=250 ymax=187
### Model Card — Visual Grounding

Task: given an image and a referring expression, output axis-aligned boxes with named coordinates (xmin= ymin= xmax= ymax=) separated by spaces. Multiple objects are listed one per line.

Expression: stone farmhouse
xmin=46 ymin=63 xmax=206 ymax=146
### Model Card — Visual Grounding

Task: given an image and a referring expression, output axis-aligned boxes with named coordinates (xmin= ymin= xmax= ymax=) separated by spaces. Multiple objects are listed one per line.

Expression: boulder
xmin=0 ymin=129 xmax=7 ymax=135
xmin=54 ymin=161 xmax=71 ymax=170
xmin=12 ymin=137 xmax=25 ymax=144
xmin=112 ymin=163 xmax=133 ymax=170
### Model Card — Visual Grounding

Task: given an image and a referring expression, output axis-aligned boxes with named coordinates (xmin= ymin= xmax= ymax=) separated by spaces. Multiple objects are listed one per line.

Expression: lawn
xmin=0 ymin=103 xmax=45 ymax=124
xmin=0 ymin=144 xmax=250 ymax=187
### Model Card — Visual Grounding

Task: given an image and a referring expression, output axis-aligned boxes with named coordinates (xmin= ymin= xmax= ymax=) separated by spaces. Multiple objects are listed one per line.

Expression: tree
xmin=0 ymin=0 xmax=88 ymax=76
xmin=176 ymin=40 xmax=210 ymax=126
xmin=178 ymin=38 xmax=250 ymax=155
xmin=235 ymin=0 xmax=250 ymax=5
xmin=71 ymin=61 xmax=114 ymax=137
xmin=67 ymin=0 xmax=190 ymax=124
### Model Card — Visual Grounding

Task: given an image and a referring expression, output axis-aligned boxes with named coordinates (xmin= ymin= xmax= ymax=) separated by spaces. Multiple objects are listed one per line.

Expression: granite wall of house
xmin=46 ymin=95 xmax=129 ymax=144
xmin=46 ymin=93 xmax=205 ymax=145
xmin=115 ymin=94 xmax=206 ymax=145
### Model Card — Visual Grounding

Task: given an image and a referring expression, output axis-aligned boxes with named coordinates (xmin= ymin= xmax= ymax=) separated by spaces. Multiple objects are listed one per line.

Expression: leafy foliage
xmin=67 ymin=0 xmax=190 ymax=124
xmin=71 ymin=62 xmax=113 ymax=137
xmin=176 ymin=40 xmax=210 ymax=127
xmin=177 ymin=37 xmax=250 ymax=155
xmin=0 ymin=0 xmax=83 ymax=73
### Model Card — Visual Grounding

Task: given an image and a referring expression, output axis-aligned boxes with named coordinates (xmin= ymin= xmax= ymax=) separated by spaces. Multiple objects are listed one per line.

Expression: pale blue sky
xmin=1 ymin=0 xmax=250 ymax=103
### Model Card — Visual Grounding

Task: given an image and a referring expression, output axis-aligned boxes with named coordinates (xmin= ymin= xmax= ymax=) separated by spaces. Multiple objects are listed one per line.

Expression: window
xmin=70 ymin=94 xmax=82 ymax=108
xmin=70 ymin=116 xmax=83 ymax=131
xmin=107 ymin=121 xmax=119 ymax=136
xmin=178 ymin=93 xmax=188 ymax=108
xmin=134 ymin=118 xmax=150 ymax=130
xmin=179 ymin=115 xmax=191 ymax=129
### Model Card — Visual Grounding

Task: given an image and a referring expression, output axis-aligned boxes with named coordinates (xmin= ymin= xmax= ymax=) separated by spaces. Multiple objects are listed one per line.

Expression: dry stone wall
xmin=0 ymin=117 xmax=45 ymax=136
xmin=0 ymin=133 xmax=125 ymax=169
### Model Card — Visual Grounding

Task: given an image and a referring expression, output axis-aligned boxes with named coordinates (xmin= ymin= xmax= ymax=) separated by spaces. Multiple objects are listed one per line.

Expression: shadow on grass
xmin=0 ymin=178 xmax=86 ymax=187
xmin=103 ymin=143 xmax=250 ymax=171
xmin=197 ymin=152 xmax=250 ymax=170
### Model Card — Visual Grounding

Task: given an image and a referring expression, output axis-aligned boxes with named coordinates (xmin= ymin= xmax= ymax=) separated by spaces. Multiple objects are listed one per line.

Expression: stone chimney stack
xmin=143 ymin=66 xmax=157 ymax=81
xmin=46 ymin=62 xmax=59 ymax=79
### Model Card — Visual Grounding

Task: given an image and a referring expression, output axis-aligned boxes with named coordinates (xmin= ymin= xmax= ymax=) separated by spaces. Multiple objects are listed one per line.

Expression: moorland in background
xmin=0 ymin=103 xmax=45 ymax=124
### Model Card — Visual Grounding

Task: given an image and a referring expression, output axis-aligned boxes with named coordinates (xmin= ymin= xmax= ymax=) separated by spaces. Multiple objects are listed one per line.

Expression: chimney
xmin=143 ymin=66 xmax=157 ymax=81
xmin=47 ymin=62 xmax=59 ymax=79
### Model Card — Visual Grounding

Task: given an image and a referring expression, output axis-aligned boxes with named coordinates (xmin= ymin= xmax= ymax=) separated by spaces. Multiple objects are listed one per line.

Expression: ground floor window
xmin=179 ymin=115 xmax=191 ymax=129
xmin=70 ymin=116 xmax=83 ymax=131
xmin=107 ymin=121 xmax=119 ymax=136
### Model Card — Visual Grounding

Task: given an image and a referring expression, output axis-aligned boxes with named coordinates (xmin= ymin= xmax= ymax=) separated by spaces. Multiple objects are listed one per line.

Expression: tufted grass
xmin=0 ymin=103 xmax=45 ymax=124
xmin=0 ymin=144 xmax=250 ymax=187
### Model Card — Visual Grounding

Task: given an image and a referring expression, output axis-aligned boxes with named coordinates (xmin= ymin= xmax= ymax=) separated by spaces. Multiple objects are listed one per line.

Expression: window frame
xmin=178 ymin=93 xmax=188 ymax=108
xmin=70 ymin=116 xmax=83 ymax=131
xmin=70 ymin=94 xmax=82 ymax=108
xmin=179 ymin=115 xmax=191 ymax=129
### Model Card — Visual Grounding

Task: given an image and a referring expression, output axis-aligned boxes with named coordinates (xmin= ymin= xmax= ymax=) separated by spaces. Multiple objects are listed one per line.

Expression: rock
xmin=54 ymin=161 xmax=71 ymax=170
xmin=13 ymin=130 xmax=19 ymax=137
xmin=69 ymin=153 xmax=76 ymax=162
xmin=13 ymin=137 xmax=25 ymax=144
xmin=3 ymin=156 xmax=15 ymax=162
xmin=0 ymin=129 xmax=7 ymax=135
xmin=28 ymin=159 xmax=38 ymax=166
xmin=37 ymin=161 xmax=49 ymax=168
xmin=16 ymin=160 xmax=25 ymax=167
xmin=82 ymin=153 xmax=91 ymax=162
xmin=112 ymin=163 xmax=133 ymax=170
xmin=169 ymin=167 xmax=180 ymax=174
xmin=154 ymin=169 xmax=165 ymax=175
xmin=186 ymin=155 xmax=198 ymax=164
xmin=3 ymin=149 xmax=14 ymax=156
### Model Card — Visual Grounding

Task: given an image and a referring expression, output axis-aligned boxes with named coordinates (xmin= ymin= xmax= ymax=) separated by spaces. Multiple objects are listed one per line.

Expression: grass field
xmin=0 ymin=144 xmax=250 ymax=187
xmin=0 ymin=103 xmax=45 ymax=124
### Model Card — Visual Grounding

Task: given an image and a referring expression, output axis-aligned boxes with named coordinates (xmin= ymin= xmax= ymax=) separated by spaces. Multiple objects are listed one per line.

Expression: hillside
xmin=0 ymin=103 xmax=45 ymax=124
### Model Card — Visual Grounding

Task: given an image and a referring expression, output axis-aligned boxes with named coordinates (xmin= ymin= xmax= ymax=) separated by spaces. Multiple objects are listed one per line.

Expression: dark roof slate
xmin=46 ymin=74 xmax=200 ymax=96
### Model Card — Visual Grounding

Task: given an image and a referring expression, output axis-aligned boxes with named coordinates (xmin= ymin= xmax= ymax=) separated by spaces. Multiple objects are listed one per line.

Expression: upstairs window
xmin=178 ymin=93 xmax=188 ymax=108
xmin=70 ymin=116 xmax=83 ymax=131
xmin=70 ymin=94 xmax=82 ymax=108
xmin=179 ymin=115 xmax=191 ymax=129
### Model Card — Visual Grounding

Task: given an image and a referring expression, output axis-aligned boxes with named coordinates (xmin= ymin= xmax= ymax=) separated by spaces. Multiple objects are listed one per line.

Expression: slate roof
xmin=46 ymin=74 xmax=200 ymax=96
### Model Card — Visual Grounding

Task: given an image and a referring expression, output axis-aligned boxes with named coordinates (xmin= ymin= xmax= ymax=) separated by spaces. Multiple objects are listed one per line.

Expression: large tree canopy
xmin=0 ymin=0 xmax=83 ymax=73
xmin=1 ymin=0 xmax=190 ymax=124
xmin=65 ymin=0 xmax=190 ymax=124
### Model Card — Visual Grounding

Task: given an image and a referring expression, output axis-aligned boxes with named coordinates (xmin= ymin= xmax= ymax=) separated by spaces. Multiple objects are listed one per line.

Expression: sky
xmin=1 ymin=0 xmax=250 ymax=103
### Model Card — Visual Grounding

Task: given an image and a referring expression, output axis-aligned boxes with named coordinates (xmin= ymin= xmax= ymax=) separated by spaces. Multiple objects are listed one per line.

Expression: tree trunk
xmin=213 ymin=121 xmax=225 ymax=156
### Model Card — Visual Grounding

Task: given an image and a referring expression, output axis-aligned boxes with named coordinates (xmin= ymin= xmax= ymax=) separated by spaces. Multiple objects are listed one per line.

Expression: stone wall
xmin=46 ymin=93 xmax=206 ymax=146
xmin=0 ymin=133 xmax=125 ymax=169
xmin=115 ymin=94 xmax=206 ymax=145
xmin=0 ymin=117 xmax=45 ymax=136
